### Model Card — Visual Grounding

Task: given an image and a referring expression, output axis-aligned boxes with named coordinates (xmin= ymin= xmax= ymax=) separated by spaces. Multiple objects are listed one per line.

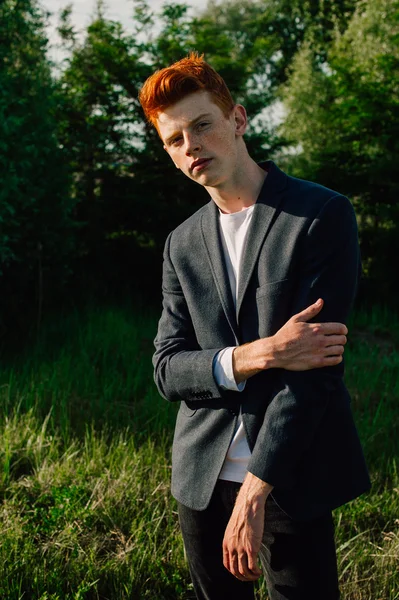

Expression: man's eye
xmin=197 ymin=122 xmax=210 ymax=130
xmin=171 ymin=137 xmax=182 ymax=145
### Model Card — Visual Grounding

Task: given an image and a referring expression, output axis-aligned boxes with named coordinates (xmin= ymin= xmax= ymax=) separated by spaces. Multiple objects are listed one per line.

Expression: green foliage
xmin=2 ymin=0 xmax=399 ymax=320
xmin=200 ymin=0 xmax=357 ymax=88
xmin=280 ymin=0 xmax=399 ymax=302
xmin=0 ymin=0 xmax=76 ymax=320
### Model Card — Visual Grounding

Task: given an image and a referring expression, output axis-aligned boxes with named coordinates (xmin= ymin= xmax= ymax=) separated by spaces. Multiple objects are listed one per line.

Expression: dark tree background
xmin=0 ymin=0 xmax=76 ymax=333
xmin=1 ymin=0 xmax=398 ymax=336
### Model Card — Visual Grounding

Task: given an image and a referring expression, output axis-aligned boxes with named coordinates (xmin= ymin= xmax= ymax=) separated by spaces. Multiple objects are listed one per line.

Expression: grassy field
xmin=0 ymin=303 xmax=398 ymax=599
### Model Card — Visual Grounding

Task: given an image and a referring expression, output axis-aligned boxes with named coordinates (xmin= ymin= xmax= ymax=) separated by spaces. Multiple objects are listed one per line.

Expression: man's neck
xmin=205 ymin=158 xmax=268 ymax=215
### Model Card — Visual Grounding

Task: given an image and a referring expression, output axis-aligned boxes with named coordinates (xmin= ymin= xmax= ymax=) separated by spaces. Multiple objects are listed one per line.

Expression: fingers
xmin=291 ymin=302 xmax=348 ymax=336
xmin=238 ymin=551 xmax=261 ymax=580
xmin=292 ymin=298 xmax=324 ymax=323
xmin=324 ymin=345 xmax=345 ymax=357
xmin=223 ymin=545 xmax=230 ymax=574
xmin=317 ymin=323 xmax=348 ymax=336
xmin=223 ymin=539 xmax=261 ymax=582
xmin=323 ymin=355 xmax=344 ymax=366
xmin=247 ymin=550 xmax=262 ymax=578
xmin=312 ymin=342 xmax=346 ymax=367
xmin=225 ymin=551 xmax=261 ymax=581
xmin=325 ymin=335 xmax=347 ymax=347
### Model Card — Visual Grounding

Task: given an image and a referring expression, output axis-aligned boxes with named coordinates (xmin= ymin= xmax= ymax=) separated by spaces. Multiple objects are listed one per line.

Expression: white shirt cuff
xmin=213 ymin=347 xmax=246 ymax=392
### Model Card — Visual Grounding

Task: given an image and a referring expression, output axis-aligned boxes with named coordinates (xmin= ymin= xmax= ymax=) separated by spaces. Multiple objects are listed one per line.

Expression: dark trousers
xmin=178 ymin=480 xmax=340 ymax=600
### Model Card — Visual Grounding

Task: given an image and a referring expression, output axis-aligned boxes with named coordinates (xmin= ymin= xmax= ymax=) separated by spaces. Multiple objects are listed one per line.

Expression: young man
xmin=139 ymin=53 xmax=370 ymax=600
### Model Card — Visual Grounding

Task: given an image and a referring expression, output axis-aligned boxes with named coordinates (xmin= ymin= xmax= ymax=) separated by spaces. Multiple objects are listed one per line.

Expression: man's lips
xmin=191 ymin=158 xmax=212 ymax=172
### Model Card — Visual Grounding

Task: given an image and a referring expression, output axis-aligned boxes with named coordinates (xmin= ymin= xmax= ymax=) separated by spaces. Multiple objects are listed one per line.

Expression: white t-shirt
xmin=213 ymin=204 xmax=255 ymax=483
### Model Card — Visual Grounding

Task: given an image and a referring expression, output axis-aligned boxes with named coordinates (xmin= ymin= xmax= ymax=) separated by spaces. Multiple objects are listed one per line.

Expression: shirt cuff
xmin=213 ymin=347 xmax=246 ymax=392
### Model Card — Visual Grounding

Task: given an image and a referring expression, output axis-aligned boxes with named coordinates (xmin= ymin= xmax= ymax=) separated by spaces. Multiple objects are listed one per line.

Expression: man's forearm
xmin=223 ymin=471 xmax=274 ymax=581
xmin=241 ymin=471 xmax=274 ymax=503
xmin=233 ymin=338 xmax=276 ymax=384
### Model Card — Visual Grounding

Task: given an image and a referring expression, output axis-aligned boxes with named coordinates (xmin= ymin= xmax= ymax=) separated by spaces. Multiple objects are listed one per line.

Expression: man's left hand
xmin=222 ymin=473 xmax=273 ymax=581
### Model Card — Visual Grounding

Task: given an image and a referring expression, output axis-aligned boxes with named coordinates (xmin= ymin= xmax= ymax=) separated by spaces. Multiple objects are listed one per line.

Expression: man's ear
xmin=233 ymin=104 xmax=247 ymax=136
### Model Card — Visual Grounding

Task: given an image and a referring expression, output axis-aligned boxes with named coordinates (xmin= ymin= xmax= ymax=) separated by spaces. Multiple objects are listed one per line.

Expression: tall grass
xmin=334 ymin=307 xmax=399 ymax=599
xmin=0 ymin=304 xmax=398 ymax=599
xmin=0 ymin=305 xmax=175 ymax=437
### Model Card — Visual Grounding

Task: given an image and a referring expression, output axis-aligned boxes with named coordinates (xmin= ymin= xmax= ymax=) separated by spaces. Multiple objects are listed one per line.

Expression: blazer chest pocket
xmin=256 ymin=278 xmax=290 ymax=299
xmin=256 ymin=279 xmax=291 ymax=337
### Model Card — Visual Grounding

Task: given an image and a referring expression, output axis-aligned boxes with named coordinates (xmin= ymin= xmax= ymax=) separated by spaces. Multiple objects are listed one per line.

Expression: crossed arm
xmin=223 ymin=196 xmax=360 ymax=581
xmin=221 ymin=298 xmax=348 ymax=581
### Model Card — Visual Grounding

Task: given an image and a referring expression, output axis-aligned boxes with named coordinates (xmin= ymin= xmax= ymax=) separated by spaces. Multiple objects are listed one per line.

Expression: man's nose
xmin=184 ymin=133 xmax=201 ymax=156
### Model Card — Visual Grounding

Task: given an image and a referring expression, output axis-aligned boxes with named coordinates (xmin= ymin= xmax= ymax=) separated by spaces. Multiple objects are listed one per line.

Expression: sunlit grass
xmin=0 ymin=303 xmax=398 ymax=599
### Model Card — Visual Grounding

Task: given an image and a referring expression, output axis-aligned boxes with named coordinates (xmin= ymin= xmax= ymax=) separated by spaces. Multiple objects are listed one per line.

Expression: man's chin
xmin=196 ymin=176 xmax=219 ymax=189
xmin=188 ymin=171 xmax=214 ymax=186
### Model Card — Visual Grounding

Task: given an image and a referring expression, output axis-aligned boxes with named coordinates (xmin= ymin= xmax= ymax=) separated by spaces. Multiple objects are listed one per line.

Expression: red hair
xmin=138 ymin=52 xmax=235 ymax=131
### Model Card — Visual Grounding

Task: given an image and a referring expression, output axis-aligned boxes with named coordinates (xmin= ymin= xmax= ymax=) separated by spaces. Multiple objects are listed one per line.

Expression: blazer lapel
xmin=236 ymin=161 xmax=288 ymax=320
xmin=201 ymin=201 xmax=239 ymax=341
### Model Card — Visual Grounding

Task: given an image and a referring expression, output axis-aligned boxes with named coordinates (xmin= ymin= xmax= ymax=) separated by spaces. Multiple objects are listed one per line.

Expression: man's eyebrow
xmin=165 ymin=113 xmax=212 ymax=145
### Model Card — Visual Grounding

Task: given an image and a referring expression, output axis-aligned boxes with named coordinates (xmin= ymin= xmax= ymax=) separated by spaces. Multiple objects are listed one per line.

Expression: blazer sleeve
xmin=247 ymin=194 xmax=361 ymax=489
xmin=153 ymin=231 xmax=224 ymax=402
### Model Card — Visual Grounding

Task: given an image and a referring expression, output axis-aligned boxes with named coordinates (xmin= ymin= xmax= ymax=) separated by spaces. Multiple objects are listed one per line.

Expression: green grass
xmin=0 ymin=304 xmax=398 ymax=599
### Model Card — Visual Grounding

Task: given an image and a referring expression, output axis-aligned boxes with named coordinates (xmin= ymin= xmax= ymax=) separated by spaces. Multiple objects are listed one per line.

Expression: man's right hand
xmin=232 ymin=298 xmax=348 ymax=383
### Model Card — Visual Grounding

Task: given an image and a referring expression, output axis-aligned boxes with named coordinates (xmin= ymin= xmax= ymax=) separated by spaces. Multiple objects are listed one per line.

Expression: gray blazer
xmin=153 ymin=161 xmax=370 ymax=520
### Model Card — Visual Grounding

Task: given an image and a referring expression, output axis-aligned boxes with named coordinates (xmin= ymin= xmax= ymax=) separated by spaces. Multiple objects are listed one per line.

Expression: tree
xmin=0 ymin=0 xmax=77 ymax=331
xmin=280 ymin=0 xmax=399 ymax=302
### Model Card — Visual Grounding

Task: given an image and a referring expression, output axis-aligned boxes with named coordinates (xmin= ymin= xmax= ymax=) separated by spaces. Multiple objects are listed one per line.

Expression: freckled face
xmin=157 ymin=91 xmax=246 ymax=188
